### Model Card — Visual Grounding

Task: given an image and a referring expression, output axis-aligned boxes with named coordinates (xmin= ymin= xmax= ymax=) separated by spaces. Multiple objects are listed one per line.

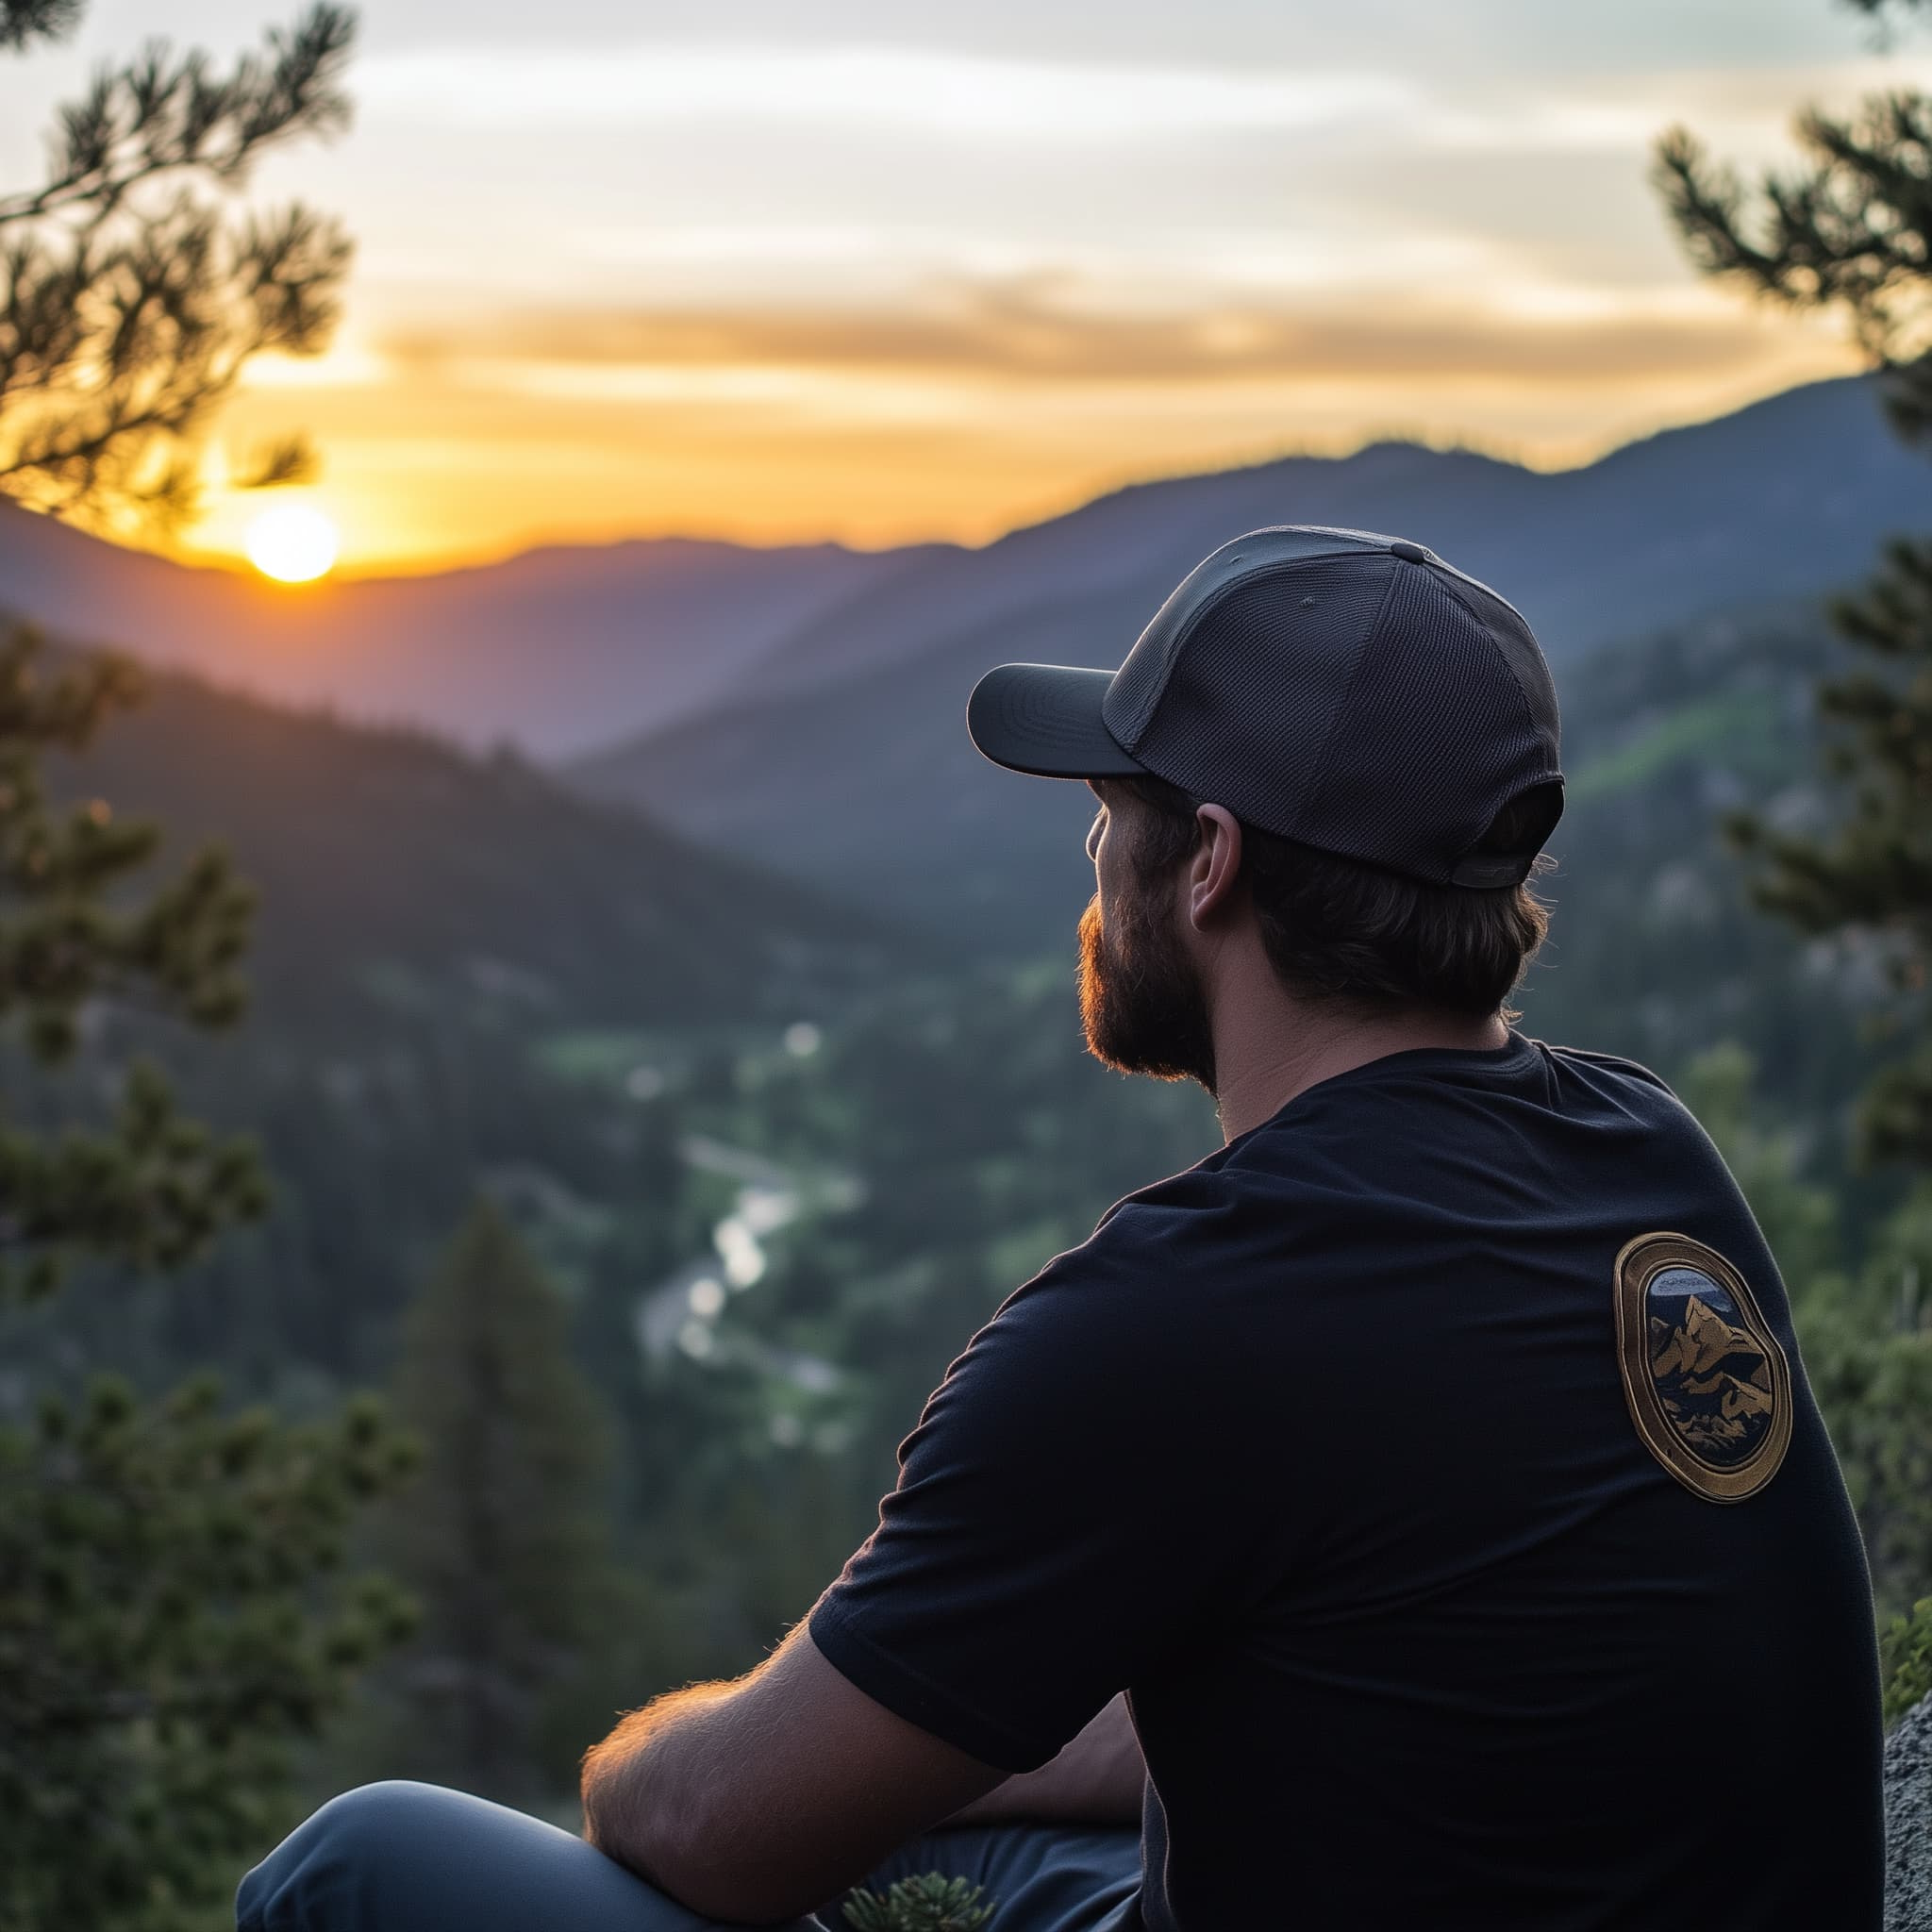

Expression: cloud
xmin=204 ymin=278 xmax=1855 ymax=575
xmin=358 ymin=43 xmax=1414 ymax=140
xmin=387 ymin=275 xmax=1840 ymax=391
xmin=355 ymin=41 xmax=1932 ymax=164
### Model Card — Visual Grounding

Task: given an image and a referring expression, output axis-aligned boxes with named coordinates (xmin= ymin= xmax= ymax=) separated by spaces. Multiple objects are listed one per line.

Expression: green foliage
xmin=1656 ymin=91 xmax=1932 ymax=444
xmin=0 ymin=4 xmax=355 ymax=529
xmin=1676 ymin=1043 xmax=1844 ymax=1290
xmin=0 ymin=639 xmax=408 ymax=1921
xmin=1883 ymin=1597 xmax=1932 ymax=1725
xmin=1566 ymin=690 xmax=1782 ymax=806
xmin=1804 ymin=1295 xmax=1932 ymax=1616
xmin=344 ymin=1200 xmax=641 ymax=1807
xmin=1657 ymin=65 xmax=1932 ymax=1174
xmin=842 ymin=1874 xmax=998 ymax=1932
xmin=1730 ymin=540 xmax=1932 ymax=1166
xmin=1678 ymin=1049 xmax=1932 ymax=1619
xmin=0 ymin=1377 xmax=415 ymax=1930
xmin=0 ymin=14 xmax=414 ymax=1914
xmin=0 ymin=629 xmax=262 ymax=1300
xmin=1798 ymin=1192 xmax=1932 ymax=1618
xmin=0 ymin=625 xmax=413 ymax=1925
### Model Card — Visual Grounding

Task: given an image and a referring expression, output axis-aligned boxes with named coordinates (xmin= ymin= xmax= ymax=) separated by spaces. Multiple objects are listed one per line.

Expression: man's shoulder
xmin=993 ymin=1154 xmax=1304 ymax=1347
xmin=1526 ymin=1034 xmax=1677 ymax=1096
xmin=982 ymin=1161 xmax=1247 ymax=1335
xmin=1091 ymin=1154 xmax=1240 ymax=1244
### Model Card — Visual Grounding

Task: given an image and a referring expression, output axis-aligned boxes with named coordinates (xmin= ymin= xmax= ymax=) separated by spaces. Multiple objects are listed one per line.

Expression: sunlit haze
xmin=0 ymin=0 xmax=1911 ymax=575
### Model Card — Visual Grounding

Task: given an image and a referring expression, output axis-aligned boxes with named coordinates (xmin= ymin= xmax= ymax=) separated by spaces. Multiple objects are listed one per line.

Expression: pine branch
xmin=1656 ymin=92 xmax=1932 ymax=441
xmin=0 ymin=0 xmax=80 ymax=51
xmin=843 ymin=1874 xmax=999 ymax=1932
xmin=0 ymin=7 xmax=355 ymax=228
xmin=0 ymin=10 xmax=356 ymax=528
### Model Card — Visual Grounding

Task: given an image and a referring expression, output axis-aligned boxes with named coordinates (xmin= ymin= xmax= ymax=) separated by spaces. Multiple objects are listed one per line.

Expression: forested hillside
xmin=38 ymin=656 xmax=904 ymax=1037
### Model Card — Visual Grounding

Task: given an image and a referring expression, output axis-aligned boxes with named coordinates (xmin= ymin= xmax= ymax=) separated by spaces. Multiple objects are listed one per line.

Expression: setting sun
xmin=245 ymin=503 xmax=340 ymax=583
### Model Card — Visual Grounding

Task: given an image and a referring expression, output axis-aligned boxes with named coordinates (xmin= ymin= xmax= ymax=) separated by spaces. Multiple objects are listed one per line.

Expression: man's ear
xmin=1188 ymin=805 xmax=1243 ymax=930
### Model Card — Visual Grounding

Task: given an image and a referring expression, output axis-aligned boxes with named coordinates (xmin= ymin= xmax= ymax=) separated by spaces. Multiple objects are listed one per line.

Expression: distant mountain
xmin=726 ymin=377 xmax=1924 ymax=708
xmin=43 ymin=660 xmax=905 ymax=1039
xmin=571 ymin=377 xmax=1926 ymax=917
xmin=1 ymin=377 xmax=1922 ymax=771
xmin=0 ymin=507 xmax=937 ymax=758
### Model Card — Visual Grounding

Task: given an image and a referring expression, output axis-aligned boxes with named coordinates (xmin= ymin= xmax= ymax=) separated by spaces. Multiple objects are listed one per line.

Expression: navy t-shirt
xmin=809 ymin=1035 xmax=1885 ymax=1929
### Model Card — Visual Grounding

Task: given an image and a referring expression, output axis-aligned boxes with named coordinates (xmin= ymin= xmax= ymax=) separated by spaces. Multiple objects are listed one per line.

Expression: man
xmin=241 ymin=526 xmax=1884 ymax=1930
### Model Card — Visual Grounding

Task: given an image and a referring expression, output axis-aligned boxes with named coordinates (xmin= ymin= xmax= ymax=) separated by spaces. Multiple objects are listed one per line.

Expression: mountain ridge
xmin=569 ymin=380 xmax=1925 ymax=956
xmin=0 ymin=507 xmax=933 ymax=758
xmin=3 ymin=376 xmax=1920 ymax=764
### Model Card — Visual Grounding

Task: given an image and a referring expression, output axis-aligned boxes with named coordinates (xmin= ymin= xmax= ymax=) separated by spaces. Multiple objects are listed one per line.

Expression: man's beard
xmin=1077 ymin=887 xmax=1217 ymax=1093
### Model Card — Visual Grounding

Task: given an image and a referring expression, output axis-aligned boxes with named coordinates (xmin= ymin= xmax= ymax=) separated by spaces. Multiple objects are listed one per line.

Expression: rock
xmin=1890 ymin=1693 xmax=1932 ymax=1930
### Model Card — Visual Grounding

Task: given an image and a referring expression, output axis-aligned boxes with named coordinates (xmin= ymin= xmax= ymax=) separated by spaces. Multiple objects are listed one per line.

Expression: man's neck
xmin=1210 ymin=1000 xmax=1510 ymax=1144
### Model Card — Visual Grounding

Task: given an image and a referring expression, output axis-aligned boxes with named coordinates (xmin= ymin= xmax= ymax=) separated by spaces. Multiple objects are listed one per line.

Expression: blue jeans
xmin=238 ymin=1781 xmax=1143 ymax=1931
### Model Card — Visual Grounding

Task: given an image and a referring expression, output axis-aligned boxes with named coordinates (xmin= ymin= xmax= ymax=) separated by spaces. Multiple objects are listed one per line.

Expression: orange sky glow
xmin=0 ymin=6 xmax=1905 ymax=578
xmin=182 ymin=296 xmax=1856 ymax=577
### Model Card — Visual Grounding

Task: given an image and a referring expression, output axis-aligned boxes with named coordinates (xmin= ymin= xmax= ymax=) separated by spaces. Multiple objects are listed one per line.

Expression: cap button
xmin=1389 ymin=540 xmax=1431 ymax=563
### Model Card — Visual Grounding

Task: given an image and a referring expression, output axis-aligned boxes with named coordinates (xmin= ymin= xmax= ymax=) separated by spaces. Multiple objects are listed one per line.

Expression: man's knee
xmin=238 ymin=1782 xmax=452 ymax=1929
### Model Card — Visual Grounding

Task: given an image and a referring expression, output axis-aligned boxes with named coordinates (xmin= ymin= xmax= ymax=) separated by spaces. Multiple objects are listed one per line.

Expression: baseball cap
xmin=965 ymin=525 xmax=1563 ymax=889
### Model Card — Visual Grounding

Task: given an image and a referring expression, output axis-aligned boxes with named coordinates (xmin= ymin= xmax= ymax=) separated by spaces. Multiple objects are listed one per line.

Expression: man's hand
xmin=941 ymin=1694 xmax=1144 ymax=1828
xmin=581 ymin=1629 xmax=1005 ymax=1924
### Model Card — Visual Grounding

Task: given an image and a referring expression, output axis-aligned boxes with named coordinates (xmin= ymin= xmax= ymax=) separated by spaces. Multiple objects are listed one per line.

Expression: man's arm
xmin=581 ymin=1626 xmax=1006 ymax=1924
xmin=943 ymin=1694 xmax=1144 ymax=1827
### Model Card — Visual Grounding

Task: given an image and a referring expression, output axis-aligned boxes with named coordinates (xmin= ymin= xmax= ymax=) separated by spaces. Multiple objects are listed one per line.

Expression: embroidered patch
xmin=1613 ymin=1231 xmax=1792 ymax=1504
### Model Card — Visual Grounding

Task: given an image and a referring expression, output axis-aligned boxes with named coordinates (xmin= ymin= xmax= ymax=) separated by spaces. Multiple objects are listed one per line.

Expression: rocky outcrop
xmin=1890 ymin=1694 xmax=1932 ymax=1930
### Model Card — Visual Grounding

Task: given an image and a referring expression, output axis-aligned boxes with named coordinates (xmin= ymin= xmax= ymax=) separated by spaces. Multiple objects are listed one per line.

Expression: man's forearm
xmin=580 ymin=1681 xmax=732 ymax=1882
xmin=576 ymin=1633 xmax=1005 ymax=1923
xmin=944 ymin=1693 xmax=1144 ymax=1826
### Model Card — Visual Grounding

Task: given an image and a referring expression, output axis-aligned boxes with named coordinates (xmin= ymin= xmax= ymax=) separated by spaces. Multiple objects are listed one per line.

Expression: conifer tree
xmin=358 ymin=1201 xmax=637 ymax=1808
xmin=1655 ymin=9 xmax=1932 ymax=1724
xmin=0 ymin=626 xmax=416 ymax=1931
xmin=1654 ymin=57 xmax=1932 ymax=1168
xmin=0 ymin=10 xmax=417 ymax=1925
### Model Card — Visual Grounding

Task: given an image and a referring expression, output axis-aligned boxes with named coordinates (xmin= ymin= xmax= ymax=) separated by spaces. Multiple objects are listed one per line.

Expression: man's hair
xmin=1112 ymin=774 xmax=1558 ymax=1019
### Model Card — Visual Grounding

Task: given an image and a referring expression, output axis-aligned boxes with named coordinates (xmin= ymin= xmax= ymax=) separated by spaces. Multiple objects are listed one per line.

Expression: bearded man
xmin=241 ymin=527 xmax=1883 ymax=1931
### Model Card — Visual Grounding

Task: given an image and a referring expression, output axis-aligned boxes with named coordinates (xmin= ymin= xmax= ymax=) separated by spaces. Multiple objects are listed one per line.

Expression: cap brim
xmin=966 ymin=663 xmax=1149 ymax=780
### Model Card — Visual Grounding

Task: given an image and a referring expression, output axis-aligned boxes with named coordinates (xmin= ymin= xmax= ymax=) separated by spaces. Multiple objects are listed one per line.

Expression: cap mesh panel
xmin=1128 ymin=558 xmax=1396 ymax=832
xmin=1296 ymin=569 xmax=1541 ymax=881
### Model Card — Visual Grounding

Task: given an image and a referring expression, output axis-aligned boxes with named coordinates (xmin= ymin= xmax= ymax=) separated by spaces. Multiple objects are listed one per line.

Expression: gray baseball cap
xmin=965 ymin=525 xmax=1563 ymax=889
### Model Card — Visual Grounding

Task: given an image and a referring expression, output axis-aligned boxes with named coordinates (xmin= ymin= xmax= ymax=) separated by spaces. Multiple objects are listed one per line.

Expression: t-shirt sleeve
xmin=808 ymin=1213 xmax=1252 ymax=1772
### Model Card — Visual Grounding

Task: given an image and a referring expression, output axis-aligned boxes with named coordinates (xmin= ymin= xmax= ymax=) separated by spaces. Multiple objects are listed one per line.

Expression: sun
xmin=245 ymin=503 xmax=340 ymax=583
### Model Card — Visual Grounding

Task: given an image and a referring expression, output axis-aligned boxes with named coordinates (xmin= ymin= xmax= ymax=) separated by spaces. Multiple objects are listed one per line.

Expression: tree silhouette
xmin=1655 ymin=10 xmax=1932 ymax=1726
xmin=0 ymin=9 xmax=415 ymax=1924
xmin=1656 ymin=76 xmax=1932 ymax=1170
xmin=0 ymin=627 xmax=417 ymax=1930
xmin=0 ymin=4 xmax=355 ymax=531
xmin=354 ymin=1201 xmax=636 ymax=1809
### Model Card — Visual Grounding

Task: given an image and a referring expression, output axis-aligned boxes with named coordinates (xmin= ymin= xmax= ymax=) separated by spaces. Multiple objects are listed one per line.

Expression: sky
xmin=0 ymin=0 xmax=1921 ymax=575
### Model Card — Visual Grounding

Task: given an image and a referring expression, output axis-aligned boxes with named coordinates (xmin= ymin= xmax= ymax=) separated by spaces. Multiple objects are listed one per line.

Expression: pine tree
xmin=357 ymin=1200 xmax=639 ymax=1809
xmin=1654 ymin=58 xmax=1932 ymax=1169
xmin=0 ymin=625 xmax=416 ymax=1932
xmin=1654 ymin=17 xmax=1932 ymax=1726
xmin=0 ymin=11 xmax=417 ymax=1925
xmin=0 ymin=3 xmax=355 ymax=531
